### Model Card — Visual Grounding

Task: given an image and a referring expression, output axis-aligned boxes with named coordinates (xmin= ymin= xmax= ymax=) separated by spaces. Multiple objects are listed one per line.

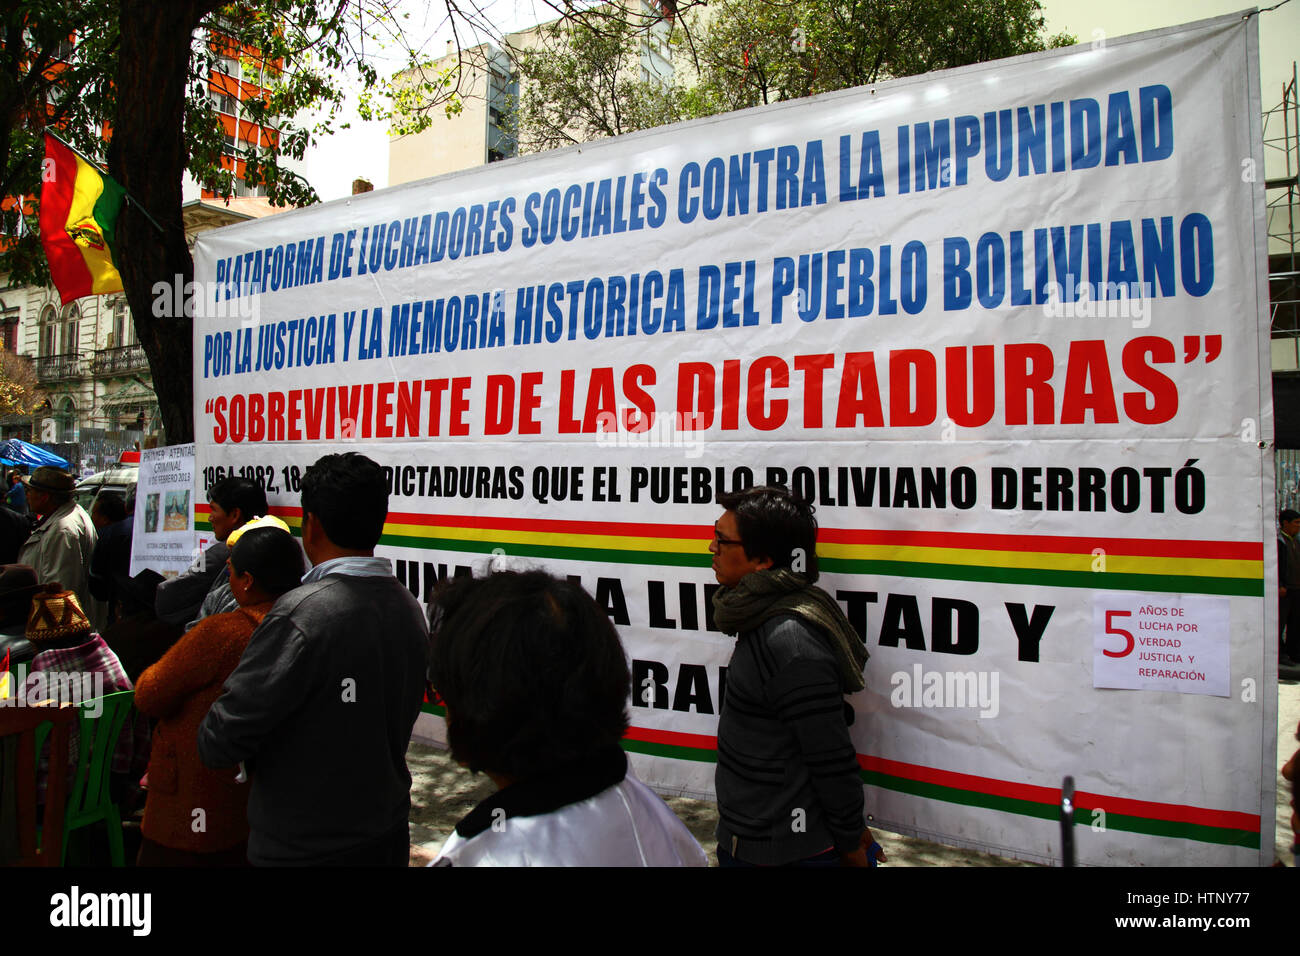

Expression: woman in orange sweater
xmin=134 ymin=522 xmax=305 ymax=866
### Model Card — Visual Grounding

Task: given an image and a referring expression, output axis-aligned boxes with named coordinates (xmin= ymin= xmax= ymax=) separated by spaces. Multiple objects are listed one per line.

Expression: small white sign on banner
xmin=1092 ymin=592 xmax=1230 ymax=697
xmin=129 ymin=443 xmax=199 ymax=578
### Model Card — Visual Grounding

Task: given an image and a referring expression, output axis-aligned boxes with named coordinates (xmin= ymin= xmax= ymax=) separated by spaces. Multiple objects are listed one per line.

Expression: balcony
xmin=38 ymin=352 xmax=83 ymax=382
xmin=91 ymin=344 xmax=149 ymax=377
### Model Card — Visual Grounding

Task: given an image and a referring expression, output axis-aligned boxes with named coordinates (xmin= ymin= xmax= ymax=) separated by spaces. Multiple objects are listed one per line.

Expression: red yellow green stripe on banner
xmin=409 ymin=705 xmax=1259 ymax=849
xmin=196 ymin=506 xmax=1264 ymax=599
xmin=38 ymin=133 xmax=125 ymax=304
xmin=616 ymin=726 xmax=1260 ymax=848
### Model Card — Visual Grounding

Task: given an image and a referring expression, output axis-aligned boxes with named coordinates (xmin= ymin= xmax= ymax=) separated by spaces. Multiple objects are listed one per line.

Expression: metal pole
xmin=1060 ymin=775 xmax=1076 ymax=867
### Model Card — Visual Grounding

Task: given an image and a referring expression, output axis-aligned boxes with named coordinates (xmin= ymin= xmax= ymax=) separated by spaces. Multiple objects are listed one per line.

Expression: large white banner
xmin=192 ymin=13 xmax=1274 ymax=865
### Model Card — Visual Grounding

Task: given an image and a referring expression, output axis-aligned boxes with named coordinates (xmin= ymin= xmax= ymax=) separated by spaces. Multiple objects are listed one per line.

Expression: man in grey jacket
xmin=198 ymin=453 xmax=428 ymax=865
xmin=18 ymin=466 xmax=96 ymax=613
xmin=709 ymin=485 xmax=883 ymax=867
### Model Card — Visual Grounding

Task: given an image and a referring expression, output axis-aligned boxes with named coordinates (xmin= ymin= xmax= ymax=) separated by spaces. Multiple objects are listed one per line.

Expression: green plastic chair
xmin=34 ymin=689 xmax=135 ymax=866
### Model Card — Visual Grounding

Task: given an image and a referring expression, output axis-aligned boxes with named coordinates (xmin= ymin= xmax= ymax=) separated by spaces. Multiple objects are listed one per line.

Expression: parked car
xmin=74 ymin=457 xmax=140 ymax=512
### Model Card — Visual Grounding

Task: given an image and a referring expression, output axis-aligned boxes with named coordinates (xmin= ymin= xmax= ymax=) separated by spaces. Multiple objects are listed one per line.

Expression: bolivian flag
xmin=39 ymin=133 xmax=125 ymax=304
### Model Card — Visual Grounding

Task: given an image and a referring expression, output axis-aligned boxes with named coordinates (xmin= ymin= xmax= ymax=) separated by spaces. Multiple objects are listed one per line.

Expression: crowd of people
xmin=9 ymin=450 xmax=1300 ymax=865
xmin=2 ymin=452 xmax=912 ymax=866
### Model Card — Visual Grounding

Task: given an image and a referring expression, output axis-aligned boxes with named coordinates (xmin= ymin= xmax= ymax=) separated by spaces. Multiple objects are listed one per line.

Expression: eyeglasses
xmin=712 ymin=529 xmax=744 ymax=547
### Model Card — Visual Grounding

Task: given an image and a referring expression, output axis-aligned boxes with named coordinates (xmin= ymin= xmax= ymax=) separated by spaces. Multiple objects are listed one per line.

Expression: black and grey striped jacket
xmin=715 ymin=613 xmax=865 ymax=865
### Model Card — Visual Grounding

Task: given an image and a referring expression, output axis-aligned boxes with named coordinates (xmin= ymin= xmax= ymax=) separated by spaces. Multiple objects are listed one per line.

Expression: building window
xmin=60 ymin=304 xmax=79 ymax=354
xmin=0 ymin=198 xmax=22 ymax=238
xmin=111 ymin=298 xmax=135 ymax=348
xmin=234 ymin=178 xmax=266 ymax=198
xmin=487 ymin=69 xmax=511 ymax=124
xmin=211 ymin=91 xmax=237 ymax=114
xmin=0 ymin=306 xmax=17 ymax=352
xmin=58 ymin=397 xmax=76 ymax=443
xmin=39 ymin=305 xmax=57 ymax=357
xmin=51 ymin=36 xmax=76 ymax=62
xmin=486 ymin=66 xmax=518 ymax=164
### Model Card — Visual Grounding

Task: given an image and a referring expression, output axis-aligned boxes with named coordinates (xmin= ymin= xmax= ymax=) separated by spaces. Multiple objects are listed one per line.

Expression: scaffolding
xmin=1266 ymin=63 xmax=1299 ymax=368
xmin=1267 ymin=66 xmax=1300 ymax=505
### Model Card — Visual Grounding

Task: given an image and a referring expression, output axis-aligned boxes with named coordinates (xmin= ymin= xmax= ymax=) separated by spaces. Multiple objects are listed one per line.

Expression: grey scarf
xmin=712 ymin=568 xmax=870 ymax=693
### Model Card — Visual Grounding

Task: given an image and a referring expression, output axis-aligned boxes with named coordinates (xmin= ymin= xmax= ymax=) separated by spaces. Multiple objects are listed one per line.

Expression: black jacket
xmin=714 ymin=613 xmax=865 ymax=865
xmin=154 ymin=540 xmax=228 ymax=626
xmin=0 ymin=502 xmax=31 ymax=565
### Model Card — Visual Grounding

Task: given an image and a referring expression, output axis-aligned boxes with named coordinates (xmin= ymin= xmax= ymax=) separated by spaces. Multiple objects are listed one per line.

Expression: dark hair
xmin=1283 ymin=509 xmax=1300 ymax=523
xmin=717 ymin=485 xmax=819 ymax=581
xmin=92 ymin=491 xmax=127 ymax=523
xmin=428 ymin=570 xmax=631 ymax=780
xmin=229 ymin=527 xmax=306 ymax=597
xmin=207 ymin=476 xmax=268 ymax=524
xmin=299 ymin=453 xmax=387 ymax=550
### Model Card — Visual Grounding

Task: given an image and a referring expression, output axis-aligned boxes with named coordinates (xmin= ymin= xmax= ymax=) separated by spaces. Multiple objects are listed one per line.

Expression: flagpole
xmin=43 ymin=127 xmax=166 ymax=237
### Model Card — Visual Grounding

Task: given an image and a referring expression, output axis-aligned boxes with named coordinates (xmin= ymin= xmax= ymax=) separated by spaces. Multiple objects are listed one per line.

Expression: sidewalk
xmin=407 ymin=677 xmax=1300 ymax=866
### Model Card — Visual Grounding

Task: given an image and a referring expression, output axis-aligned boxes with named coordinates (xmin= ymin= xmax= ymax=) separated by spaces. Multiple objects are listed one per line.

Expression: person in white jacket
xmin=427 ymin=569 xmax=707 ymax=867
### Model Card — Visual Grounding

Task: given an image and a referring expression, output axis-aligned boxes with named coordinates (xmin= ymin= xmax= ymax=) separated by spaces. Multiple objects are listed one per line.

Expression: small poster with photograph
xmin=144 ymin=493 xmax=160 ymax=533
xmin=131 ymin=444 xmax=198 ymax=577
xmin=164 ymin=490 xmax=190 ymax=531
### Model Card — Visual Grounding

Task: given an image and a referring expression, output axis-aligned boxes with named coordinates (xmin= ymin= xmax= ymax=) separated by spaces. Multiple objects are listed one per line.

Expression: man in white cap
xmin=18 ymin=465 xmax=97 ymax=614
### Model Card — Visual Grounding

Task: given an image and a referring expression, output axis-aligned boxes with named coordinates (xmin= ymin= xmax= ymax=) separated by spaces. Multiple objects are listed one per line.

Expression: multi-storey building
xmin=389 ymin=41 xmax=519 ymax=184
xmin=185 ymin=28 xmax=303 ymax=200
xmin=389 ymin=1 xmax=675 ymax=185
